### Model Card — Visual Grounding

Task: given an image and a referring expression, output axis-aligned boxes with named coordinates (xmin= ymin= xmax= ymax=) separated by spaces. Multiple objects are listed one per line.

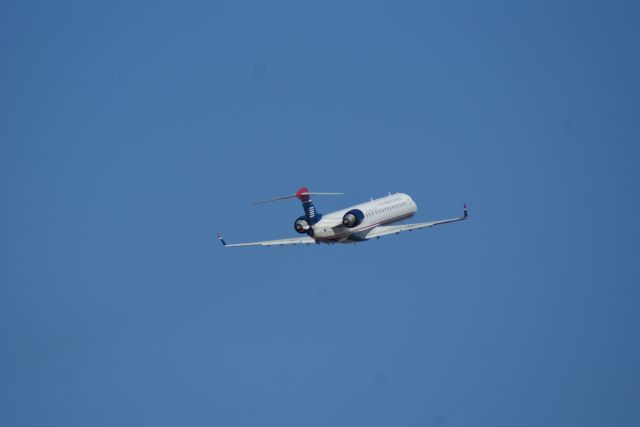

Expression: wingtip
xmin=463 ymin=203 xmax=468 ymax=218
xmin=217 ymin=232 xmax=227 ymax=246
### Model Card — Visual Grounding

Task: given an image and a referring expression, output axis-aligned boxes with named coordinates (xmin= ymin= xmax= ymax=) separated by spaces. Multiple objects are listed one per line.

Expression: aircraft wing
xmin=217 ymin=233 xmax=316 ymax=247
xmin=365 ymin=205 xmax=468 ymax=240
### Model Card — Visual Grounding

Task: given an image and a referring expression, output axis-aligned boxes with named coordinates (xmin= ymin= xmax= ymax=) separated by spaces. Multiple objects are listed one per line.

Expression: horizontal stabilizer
xmin=252 ymin=188 xmax=343 ymax=206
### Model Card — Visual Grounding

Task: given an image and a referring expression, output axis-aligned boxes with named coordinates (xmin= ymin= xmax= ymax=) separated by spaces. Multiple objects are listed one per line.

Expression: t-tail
xmin=251 ymin=187 xmax=343 ymax=225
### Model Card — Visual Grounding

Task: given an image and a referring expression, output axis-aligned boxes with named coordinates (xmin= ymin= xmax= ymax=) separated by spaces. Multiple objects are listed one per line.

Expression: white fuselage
xmin=311 ymin=193 xmax=417 ymax=243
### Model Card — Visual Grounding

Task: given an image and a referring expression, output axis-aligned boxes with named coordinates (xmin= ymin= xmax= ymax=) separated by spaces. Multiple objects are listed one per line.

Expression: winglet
xmin=463 ymin=204 xmax=468 ymax=219
xmin=217 ymin=232 xmax=227 ymax=246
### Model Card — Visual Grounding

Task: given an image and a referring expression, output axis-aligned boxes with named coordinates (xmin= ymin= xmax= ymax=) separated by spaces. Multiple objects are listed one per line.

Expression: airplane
xmin=217 ymin=187 xmax=468 ymax=247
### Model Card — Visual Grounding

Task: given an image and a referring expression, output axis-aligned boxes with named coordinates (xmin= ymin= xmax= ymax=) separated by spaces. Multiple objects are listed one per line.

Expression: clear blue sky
xmin=2 ymin=1 xmax=639 ymax=426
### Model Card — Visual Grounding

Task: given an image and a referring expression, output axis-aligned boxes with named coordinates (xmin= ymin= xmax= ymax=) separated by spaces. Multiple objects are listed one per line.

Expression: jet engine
xmin=342 ymin=209 xmax=365 ymax=228
xmin=294 ymin=216 xmax=310 ymax=234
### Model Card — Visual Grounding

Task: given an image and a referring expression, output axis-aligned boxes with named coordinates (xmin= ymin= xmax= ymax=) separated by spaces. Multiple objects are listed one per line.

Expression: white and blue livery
xmin=218 ymin=187 xmax=468 ymax=247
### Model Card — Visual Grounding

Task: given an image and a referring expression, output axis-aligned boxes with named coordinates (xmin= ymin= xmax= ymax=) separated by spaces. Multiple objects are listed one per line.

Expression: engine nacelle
xmin=342 ymin=209 xmax=365 ymax=228
xmin=294 ymin=216 xmax=310 ymax=234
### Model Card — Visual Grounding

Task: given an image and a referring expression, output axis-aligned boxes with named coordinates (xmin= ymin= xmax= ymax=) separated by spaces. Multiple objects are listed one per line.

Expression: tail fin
xmin=251 ymin=187 xmax=343 ymax=225
xmin=296 ymin=187 xmax=320 ymax=224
